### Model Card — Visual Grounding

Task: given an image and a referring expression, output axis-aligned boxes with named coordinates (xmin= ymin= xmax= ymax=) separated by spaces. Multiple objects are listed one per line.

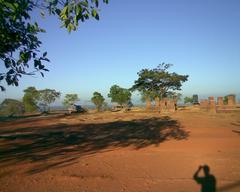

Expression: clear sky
xmin=1 ymin=0 xmax=240 ymax=104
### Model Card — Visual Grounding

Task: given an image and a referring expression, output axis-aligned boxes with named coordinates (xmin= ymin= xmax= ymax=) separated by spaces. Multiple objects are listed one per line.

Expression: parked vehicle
xmin=111 ymin=105 xmax=124 ymax=112
xmin=68 ymin=104 xmax=87 ymax=114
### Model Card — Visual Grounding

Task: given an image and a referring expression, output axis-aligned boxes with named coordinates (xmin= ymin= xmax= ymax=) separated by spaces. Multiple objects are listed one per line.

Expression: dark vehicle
xmin=74 ymin=104 xmax=87 ymax=113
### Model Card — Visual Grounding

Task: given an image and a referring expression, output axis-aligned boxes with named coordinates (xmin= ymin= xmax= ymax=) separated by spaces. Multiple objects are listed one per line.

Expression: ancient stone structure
xmin=145 ymin=98 xmax=152 ymax=110
xmin=160 ymin=98 xmax=167 ymax=111
xmin=154 ymin=97 xmax=160 ymax=111
xmin=217 ymin=97 xmax=224 ymax=106
xmin=208 ymin=96 xmax=216 ymax=112
xmin=152 ymin=97 xmax=177 ymax=112
xmin=200 ymin=94 xmax=239 ymax=113
xmin=227 ymin=95 xmax=236 ymax=106
xmin=168 ymin=99 xmax=176 ymax=112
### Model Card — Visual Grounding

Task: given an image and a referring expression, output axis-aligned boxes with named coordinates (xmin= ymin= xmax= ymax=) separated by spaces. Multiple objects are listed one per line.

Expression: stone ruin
xmin=200 ymin=95 xmax=239 ymax=112
xmin=145 ymin=97 xmax=177 ymax=112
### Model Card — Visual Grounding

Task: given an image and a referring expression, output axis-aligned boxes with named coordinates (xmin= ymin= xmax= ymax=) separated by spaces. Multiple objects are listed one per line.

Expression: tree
xmin=0 ymin=98 xmax=24 ymax=116
xmin=131 ymin=63 xmax=189 ymax=100
xmin=63 ymin=93 xmax=79 ymax=107
xmin=39 ymin=89 xmax=61 ymax=112
xmin=184 ymin=96 xmax=193 ymax=104
xmin=22 ymin=86 xmax=40 ymax=112
xmin=0 ymin=0 xmax=109 ymax=91
xmin=108 ymin=85 xmax=132 ymax=106
xmin=91 ymin=91 xmax=105 ymax=111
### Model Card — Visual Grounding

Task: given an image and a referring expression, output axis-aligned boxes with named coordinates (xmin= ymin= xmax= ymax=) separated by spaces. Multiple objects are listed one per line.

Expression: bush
xmin=0 ymin=99 xmax=25 ymax=116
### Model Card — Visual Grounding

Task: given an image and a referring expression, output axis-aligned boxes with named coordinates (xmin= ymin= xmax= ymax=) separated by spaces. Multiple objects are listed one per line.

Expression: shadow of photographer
xmin=193 ymin=165 xmax=216 ymax=192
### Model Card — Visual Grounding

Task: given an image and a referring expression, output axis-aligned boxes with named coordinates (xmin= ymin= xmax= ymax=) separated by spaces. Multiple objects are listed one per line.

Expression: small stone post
xmin=227 ymin=95 xmax=236 ymax=106
xmin=154 ymin=97 xmax=160 ymax=112
xmin=146 ymin=98 xmax=151 ymax=111
xmin=217 ymin=97 xmax=224 ymax=106
xmin=208 ymin=96 xmax=216 ymax=113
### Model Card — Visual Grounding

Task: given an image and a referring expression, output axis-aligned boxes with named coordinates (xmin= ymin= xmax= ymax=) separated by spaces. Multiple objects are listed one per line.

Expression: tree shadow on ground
xmin=0 ymin=112 xmax=65 ymax=122
xmin=0 ymin=116 xmax=189 ymax=174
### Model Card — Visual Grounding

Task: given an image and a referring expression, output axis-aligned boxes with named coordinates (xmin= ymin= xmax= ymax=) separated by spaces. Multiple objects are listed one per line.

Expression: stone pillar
xmin=154 ymin=97 xmax=160 ymax=112
xmin=217 ymin=97 xmax=224 ymax=106
xmin=146 ymin=98 xmax=151 ymax=110
xmin=162 ymin=98 xmax=168 ymax=111
xmin=168 ymin=99 xmax=176 ymax=112
xmin=227 ymin=95 xmax=236 ymax=106
xmin=208 ymin=96 xmax=216 ymax=112
xmin=173 ymin=99 xmax=178 ymax=111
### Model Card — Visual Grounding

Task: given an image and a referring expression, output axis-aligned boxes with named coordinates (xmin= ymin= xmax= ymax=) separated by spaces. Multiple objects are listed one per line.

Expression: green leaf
xmin=61 ymin=6 xmax=68 ymax=15
xmin=4 ymin=58 xmax=11 ymax=68
xmin=67 ymin=25 xmax=71 ymax=32
xmin=0 ymin=85 xmax=6 ymax=91
xmin=40 ymin=10 xmax=45 ymax=18
xmin=34 ymin=60 xmax=41 ymax=68
xmin=55 ymin=9 xmax=61 ymax=15
xmin=8 ymin=69 xmax=15 ymax=75
xmin=92 ymin=9 xmax=97 ymax=17
xmin=43 ymin=52 xmax=47 ymax=57
xmin=74 ymin=16 xmax=78 ymax=25
xmin=39 ymin=64 xmax=44 ymax=70
xmin=95 ymin=0 xmax=99 ymax=7
xmin=81 ymin=1 xmax=89 ymax=7
xmin=95 ymin=12 xmax=99 ymax=20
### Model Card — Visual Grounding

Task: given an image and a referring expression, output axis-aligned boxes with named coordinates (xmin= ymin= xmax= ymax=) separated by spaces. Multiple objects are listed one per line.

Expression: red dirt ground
xmin=0 ymin=111 xmax=239 ymax=192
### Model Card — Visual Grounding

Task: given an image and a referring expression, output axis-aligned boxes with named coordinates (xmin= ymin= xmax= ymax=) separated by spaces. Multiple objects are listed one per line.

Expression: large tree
xmin=108 ymin=85 xmax=132 ymax=106
xmin=91 ymin=91 xmax=105 ymax=111
xmin=0 ymin=0 xmax=109 ymax=91
xmin=22 ymin=86 xmax=40 ymax=112
xmin=131 ymin=63 xmax=189 ymax=100
xmin=38 ymin=89 xmax=61 ymax=112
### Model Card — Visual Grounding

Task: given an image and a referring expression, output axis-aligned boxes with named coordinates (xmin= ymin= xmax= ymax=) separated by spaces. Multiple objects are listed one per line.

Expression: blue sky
xmin=1 ymin=0 xmax=240 ymax=104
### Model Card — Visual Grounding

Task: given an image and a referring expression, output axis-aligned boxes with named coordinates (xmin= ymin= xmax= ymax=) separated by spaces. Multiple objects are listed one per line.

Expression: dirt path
xmin=0 ymin=111 xmax=239 ymax=192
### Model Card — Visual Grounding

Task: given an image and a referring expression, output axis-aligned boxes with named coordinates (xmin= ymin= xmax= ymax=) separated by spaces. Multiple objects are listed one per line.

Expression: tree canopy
xmin=22 ymin=86 xmax=40 ymax=112
xmin=63 ymin=93 xmax=79 ymax=107
xmin=184 ymin=96 xmax=194 ymax=104
xmin=131 ymin=63 xmax=189 ymax=99
xmin=38 ymin=89 xmax=61 ymax=112
xmin=0 ymin=0 xmax=109 ymax=91
xmin=91 ymin=91 xmax=105 ymax=111
xmin=108 ymin=85 xmax=132 ymax=106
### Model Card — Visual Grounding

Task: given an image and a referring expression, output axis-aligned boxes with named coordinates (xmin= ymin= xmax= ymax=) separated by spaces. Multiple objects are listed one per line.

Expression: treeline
xmin=0 ymin=85 xmax=132 ymax=116
xmin=0 ymin=63 xmax=189 ymax=116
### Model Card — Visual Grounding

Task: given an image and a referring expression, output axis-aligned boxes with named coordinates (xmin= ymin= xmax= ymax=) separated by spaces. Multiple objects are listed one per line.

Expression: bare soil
xmin=0 ymin=111 xmax=239 ymax=192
